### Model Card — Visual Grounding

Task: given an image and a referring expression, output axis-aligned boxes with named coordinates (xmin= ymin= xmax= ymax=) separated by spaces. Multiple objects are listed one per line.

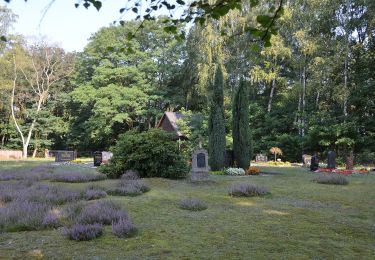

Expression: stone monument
xmin=191 ymin=141 xmax=209 ymax=181
xmin=310 ymin=154 xmax=319 ymax=171
xmin=256 ymin=154 xmax=268 ymax=163
xmin=345 ymin=151 xmax=354 ymax=170
xmin=327 ymin=151 xmax=336 ymax=169
xmin=302 ymin=154 xmax=312 ymax=167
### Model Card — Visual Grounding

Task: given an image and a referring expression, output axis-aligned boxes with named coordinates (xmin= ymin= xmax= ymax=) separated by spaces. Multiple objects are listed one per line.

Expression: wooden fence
xmin=0 ymin=150 xmax=23 ymax=160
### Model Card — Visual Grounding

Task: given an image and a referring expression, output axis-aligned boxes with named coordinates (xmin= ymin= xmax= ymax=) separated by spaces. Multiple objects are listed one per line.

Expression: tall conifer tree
xmin=208 ymin=64 xmax=226 ymax=170
xmin=232 ymin=79 xmax=252 ymax=169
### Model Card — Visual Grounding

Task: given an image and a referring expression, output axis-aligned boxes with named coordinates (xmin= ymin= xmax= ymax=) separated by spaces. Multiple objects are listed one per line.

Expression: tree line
xmin=0 ymin=0 xmax=374 ymax=165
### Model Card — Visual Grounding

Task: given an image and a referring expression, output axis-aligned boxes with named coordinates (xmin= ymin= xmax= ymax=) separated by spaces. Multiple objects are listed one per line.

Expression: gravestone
xmin=225 ymin=150 xmax=235 ymax=167
xmin=310 ymin=154 xmax=319 ymax=171
xmin=327 ymin=151 xmax=336 ymax=169
xmin=302 ymin=154 xmax=312 ymax=167
xmin=93 ymin=151 xmax=102 ymax=166
xmin=191 ymin=148 xmax=209 ymax=181
xmin=345 ymin=152 xmax=354 ymax=170
xmin=55 ymin=150 xmax=76 ymax=162
xmin=256 ymin=154 xmax=268 ymax=163
xmin=102 ymin=151 xmax=113 ymax=163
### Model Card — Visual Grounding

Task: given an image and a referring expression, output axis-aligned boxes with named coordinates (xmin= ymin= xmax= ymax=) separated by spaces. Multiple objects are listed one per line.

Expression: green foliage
xmin=100 ymin=129 xmax=188 ymax=179
xmin=232 ymin=79 xmax=252 ymax=169
xmin=208 ymin=64 xmax=226 ymax=170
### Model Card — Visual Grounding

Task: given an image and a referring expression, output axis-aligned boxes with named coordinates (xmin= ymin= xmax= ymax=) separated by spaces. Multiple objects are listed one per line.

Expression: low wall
xmin=0 ymin=150 xmax=23 ymax=160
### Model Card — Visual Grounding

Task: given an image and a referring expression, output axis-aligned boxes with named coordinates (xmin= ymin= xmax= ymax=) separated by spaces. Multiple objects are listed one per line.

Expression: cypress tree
xmin=232 ymin=79 xmax=252 ymax=169
xmin=208 ymin=64 xmax=226 ymax=170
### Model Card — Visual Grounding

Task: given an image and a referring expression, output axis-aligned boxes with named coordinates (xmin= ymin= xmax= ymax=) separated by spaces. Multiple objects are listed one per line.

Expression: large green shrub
xmin=100 ymin=129 xmax=188 ymax=179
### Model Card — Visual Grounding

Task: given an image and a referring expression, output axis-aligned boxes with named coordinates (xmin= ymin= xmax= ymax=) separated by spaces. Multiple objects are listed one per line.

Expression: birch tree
xmin=10 ymin=42 xmax=74 ymax=158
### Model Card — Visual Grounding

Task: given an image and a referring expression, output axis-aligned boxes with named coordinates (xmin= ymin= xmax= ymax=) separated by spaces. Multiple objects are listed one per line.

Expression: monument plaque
xmin=197 ymin=153 xmax=206 ymax=168
xmin=191 ymin=148 xmax=209 ymax=181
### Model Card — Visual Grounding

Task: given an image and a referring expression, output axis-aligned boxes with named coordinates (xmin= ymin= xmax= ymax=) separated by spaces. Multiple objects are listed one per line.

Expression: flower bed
xmin=316 ymin=168 xmax=369 ymax=175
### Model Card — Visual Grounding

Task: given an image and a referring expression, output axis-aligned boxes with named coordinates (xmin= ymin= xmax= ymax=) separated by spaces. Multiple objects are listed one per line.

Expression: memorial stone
xmin=55 ymin=150 xmax=76 ymax=162
xmin=327 ymin=151 xmax=336 ymax=169
xmin=191 ymin=148 xmax=209 ymax=181
xmin=256 ymin=154 xmax=268 ymax=163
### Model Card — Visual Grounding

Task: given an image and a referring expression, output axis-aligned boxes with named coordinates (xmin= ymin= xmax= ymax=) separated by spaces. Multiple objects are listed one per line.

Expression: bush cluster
xmin=100 ymin=129 xmax=189 ymax=179
xmin=246 ymin=167 xmax=260 ymax=175
xmin=63 ymin=223 xmax=103 ymax=241
xmin=313 ymin=174 xmax=349 ymax=185
xmin=224 ymin=168 xmax=246 ymax=175
xmin=51 ymin=172 xmax=107 ymax=183
xmin=229 ymin=183 xmax=270 ymax=197
xmin=112 ymin=218 xmax=137 ymax=238
xmin=179 ymin=198 xmax=208 ymax=211
xmin=108 ymin=179 xmax=150 ymax=196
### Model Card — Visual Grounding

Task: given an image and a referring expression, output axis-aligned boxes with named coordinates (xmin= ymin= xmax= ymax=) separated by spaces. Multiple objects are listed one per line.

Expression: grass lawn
xmin=0 ymin=162 xmax=374 ymax=259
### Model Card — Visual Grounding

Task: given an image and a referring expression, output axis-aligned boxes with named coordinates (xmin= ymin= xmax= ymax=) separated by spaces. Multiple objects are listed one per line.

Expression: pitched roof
xmin=157 ymin=112 xmax=184 ymax=137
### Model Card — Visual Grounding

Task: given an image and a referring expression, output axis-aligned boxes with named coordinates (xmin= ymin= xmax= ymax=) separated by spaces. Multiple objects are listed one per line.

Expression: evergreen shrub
xmin=100 ymin=129 xmax=188 ymax=179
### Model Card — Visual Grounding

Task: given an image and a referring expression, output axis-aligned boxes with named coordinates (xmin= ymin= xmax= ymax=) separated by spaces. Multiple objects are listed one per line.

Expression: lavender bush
xmin=120 ymin=170 xmax=139 ymax=180
xmin=108 ymin=180 xmax=150 ymax=196
xmin=18 ymin=184 xmax=82 ymax=205
xmin=179 ymin=198 xmax=208 ymax=211
xmin=0 ymin=164 xmax=53 ymax=181
xmin=84 ymin=188 xmax=107 ymax=200
xmin=62 ymin=223 xmax=103 ymax=241
xmin=68 ymin=200 xmax=129 ymax=225
xmin=42 ymin=210 xmax=62 ymax=228
xmin=229 ymin=183 xmax=270 ymax=197
xmin=0 ymin=182 xmax=31 ymax=203
xmin=51 ymin=172 xmax=107 ymax=183
xmin=313 ymin=174 xmax=349 ymax=185
xmin=112 ymin=218 xmax=137 ymax=238
xmin=0 ymin=201 xmax=50 ymax=232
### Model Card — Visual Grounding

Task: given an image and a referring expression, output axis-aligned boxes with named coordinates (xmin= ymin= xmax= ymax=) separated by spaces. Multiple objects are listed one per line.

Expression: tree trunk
xmin=32 ymin=146 xmax=38 ymax=158
xmin=343 ymin=56 xmax=348 ymax=117
xmin=10 ymin=55 xmax=26 ymax=158
xmin=267 ymin=78 xmax=276 ymax=113
xmin=301 ymin=64 xmax=306 ymax=137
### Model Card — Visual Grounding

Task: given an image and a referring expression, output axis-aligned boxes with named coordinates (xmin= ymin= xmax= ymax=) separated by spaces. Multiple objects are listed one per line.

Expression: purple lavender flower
xmin=62 ymin=223 xmax=103 ymax=241
xmin=112 ymin=218 xmax=137 ymax=238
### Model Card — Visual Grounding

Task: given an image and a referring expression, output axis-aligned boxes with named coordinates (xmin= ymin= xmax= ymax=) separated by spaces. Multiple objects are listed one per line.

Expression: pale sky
xmin=4 ymin=0 xmax=137 ymax=52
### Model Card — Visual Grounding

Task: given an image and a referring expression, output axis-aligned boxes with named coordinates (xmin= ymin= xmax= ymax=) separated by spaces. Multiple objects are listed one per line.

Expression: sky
xmin=4 ymin=0 xmax=137 ymax=52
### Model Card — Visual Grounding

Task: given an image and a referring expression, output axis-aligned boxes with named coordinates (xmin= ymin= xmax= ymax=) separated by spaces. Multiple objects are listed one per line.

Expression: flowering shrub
xmin=179 ymin=198 xmax=208 ymax=211
xmin=51 ymin=172 xmax=106 ymax=183
xmin=107 ymin=180 xmax=150 ymax=196
xmin=313 ymin=174 xmax=349 ymax=185
xmin=0 ymin=164 xmax=53 ymax=181
xmin=358 ymin=168 xmax=369 ymax=173
xmin=224 ymin=168 xmax=245 ymax=176
xmin=246 ymin=167 xmax=260 ymax=175
xmin=0 ymin=201 xmax=50 ymax=232
xmin=42 ymin=211 xmax=61 ymax=228
xmin=112 ymin=218 xmax=137 ymax=238
xmin=120 ymin=170 xmax=139 ymax=180
xmin=229 ymin=183 xmax=270 ymax=197
xmin=84 ymin=188 xmax=107 ymax=200
xmin=62 ymin=223 xmax=103 ymax=241
xmin=76 ymin=200 xmax=129 ymax=225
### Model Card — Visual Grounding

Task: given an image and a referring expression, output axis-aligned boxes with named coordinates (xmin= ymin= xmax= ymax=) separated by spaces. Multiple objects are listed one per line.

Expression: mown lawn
xmin=0 ymin=161 xmax=374 ymax=259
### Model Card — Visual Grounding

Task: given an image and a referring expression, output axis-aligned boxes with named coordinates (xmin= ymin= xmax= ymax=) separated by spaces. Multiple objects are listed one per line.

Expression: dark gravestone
xmin=197 ymin=153 xmax=206 ymax=168
xmin=93 ymin=151 xmax=102 ymax=166
xmin=310 ymin=154 xmax=319 ymax=171
xmin=327 ymin=151 xmax=336 ymax=169
xmin=225 ymin=150 xmax=235 ymax=167
xmin=55 ymin=150 xmax=76 ymax=162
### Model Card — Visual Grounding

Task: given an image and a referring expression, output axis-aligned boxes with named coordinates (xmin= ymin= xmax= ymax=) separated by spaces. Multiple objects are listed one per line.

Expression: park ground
xmin=0 ymin=161 xmax=374 ymax=259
